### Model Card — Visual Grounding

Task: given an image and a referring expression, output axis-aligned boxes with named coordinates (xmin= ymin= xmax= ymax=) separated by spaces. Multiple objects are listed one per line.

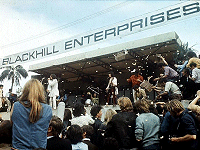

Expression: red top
xmin=127 ymin=75 xmax=144 ymax=87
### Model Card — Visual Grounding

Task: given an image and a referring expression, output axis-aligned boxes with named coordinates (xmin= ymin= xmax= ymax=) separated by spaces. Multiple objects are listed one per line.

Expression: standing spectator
xmin=71 ymin=103 xmax=94 ymax=127
xmin=186 ymin=51 xmax=200 ymax=69
xmin=135 ymin=99 xmax=160 ymax=150
xmin=81 ymin=125 xmax=98 ymax=150
xmin=11 ymin=79 xmax=52 ymax=150
xmin=127 ymin=69 xmax=144 ymax=102
xmin=168 ymin=100 xmax=198 ymax=150
xmin=190 ymin=62 xmax=200 ymax=92
xmin=66 ymin=125 xmax=88 ymax=150
xmin=47 ymin=116 xmax=72 ymax=150
xmin=90 ymin=105 xmax=103 ymax=148
xmin=155 ymin=63 xmax=179 ymax=82
xmin=105 ymin=97 xmax=137 ymax=149
xmin=47 ymin=74 xmax=59 ymax=109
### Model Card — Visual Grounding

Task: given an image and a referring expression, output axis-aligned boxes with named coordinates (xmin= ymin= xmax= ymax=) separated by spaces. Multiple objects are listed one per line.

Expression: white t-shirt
xmin=192 ymin=68 xmax=200 ymax=83
xmin=165 ymin=82 xmax=182 ymax=95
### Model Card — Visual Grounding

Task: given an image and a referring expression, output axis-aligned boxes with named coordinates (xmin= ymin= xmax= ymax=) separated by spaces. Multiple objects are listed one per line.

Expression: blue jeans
xmin=143 ymin=143 xmax=160 ymax=150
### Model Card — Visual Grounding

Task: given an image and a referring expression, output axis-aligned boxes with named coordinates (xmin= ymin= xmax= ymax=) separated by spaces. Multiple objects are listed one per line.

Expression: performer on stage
xmin=47 ymin=74 xmax=59 ymax=109
xmin=106 ymin=72 xmax=118 ymax=105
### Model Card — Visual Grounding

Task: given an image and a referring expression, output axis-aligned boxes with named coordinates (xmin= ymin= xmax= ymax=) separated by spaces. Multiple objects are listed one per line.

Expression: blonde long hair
xmin=104 ymin=109 xmax=117 ymax=124
xmin=19 ymin=79 xmax=46 ymax=123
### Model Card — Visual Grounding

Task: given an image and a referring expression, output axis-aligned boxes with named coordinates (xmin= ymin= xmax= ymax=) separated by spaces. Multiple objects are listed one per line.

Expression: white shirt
xmin=192 ymin=68 xmax=200 ymax=83
xmin=165 ymin=82 xmax=182 ymax=95
xmin=71 ymin=114 xmax=94 ymax=127
xmin=48 ymin=79 xmax=59 ymax=97
xmin=106 ymin=77 xmax=118 ymax=95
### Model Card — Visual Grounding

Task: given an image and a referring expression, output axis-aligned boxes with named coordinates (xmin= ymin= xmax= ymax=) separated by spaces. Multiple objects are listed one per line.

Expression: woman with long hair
xmin=11 ymin=79 xmax=52 ymax=150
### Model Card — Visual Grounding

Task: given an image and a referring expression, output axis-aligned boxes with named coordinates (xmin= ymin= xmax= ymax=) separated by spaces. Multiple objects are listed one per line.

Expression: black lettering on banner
xmin=74 ymin=37 xmax=83 ymax=47
xmin=9 ymin=58 xmax=15 ymax=64
xmin=65 ymin=40 xmax=73 ymax=50
xmin=167 ymin=7 xmax=181 ymax=20
xmin=150 ymin=12 xmax=165 ymax=25
xmin=183 ymin=2 xmax=199 ymax=16
xmin=94 ymin=31 xmax=103 ymax=42
xmin=36 ymin=49 xmax=43 ymax=58
xmin=15 ymin=56 xmax=22 ymax=62
xmin=29 ymin=51 xmax=35 ymax=60
xmin=2 ymin=58 xmax=9 ymax=65
xmin=22 ymin=53 xmax=28 ymax=61
xmin=105 ymin=28 xmax=116 ymax=39
xmin=53 ymin=46 xmax=59 ymax=53
xmin=117 ymin=23 xmax=129 ymax=35
xmin=84 ymin=34 xmax=93 ymax=44
xmin=130 ymin=19 xmax=143 ymax=31
xmin=145 ymin=17 xmax=148 ymax=27
xmin=46 ymin=47 xmax=52 ymax=55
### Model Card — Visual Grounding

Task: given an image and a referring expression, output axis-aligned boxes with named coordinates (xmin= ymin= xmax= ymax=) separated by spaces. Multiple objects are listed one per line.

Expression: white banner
xmin=1 ymin=1 xmax=200 ymax=66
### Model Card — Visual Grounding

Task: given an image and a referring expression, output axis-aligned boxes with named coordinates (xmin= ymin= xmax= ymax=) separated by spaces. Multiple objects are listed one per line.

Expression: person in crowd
xmin=105 ymin=97 xmax=137 ymax=149
xmin=103 ymin=137 xmax=119 ymax=150
xmin=90 ymin=105 xmax=103 ymax=148
xmin=186 ymin=51 xmax=200 ymax=69
xmin=168 ymin=100 xmax=198 ymax=150
xmin=47 ymin=74 xmax=59 ymax=109
xmin=188 ymin=90 xmax=200 ymax=115
xmin=0 ymin=120 xmax=12 ymax=149
xmin=85 ymin=92 xmax=93 ymax=106
xmin=133 ymin=84 xmax=147 ymax=102
xmin=81 ymin=125 xmax=98 ymax=150
xmin=190 ymin=62 xmax=200 ymax=92
xmin=106 ymin=71 xmax=118 ymax=105
xmin=179 ymin=68 xmax=196 ymax=99
xmin=0 ymin=84 xmax=3 ymax=109
xmin=71 ymin=103 xmax=94 ymax=127
xmin=66 ymin=125 xmax=88 ymax=150
xmin=127 ymin=69 xmax=144 ymax=103
xmin=101 ymin=108 xmax=117 ymax=128
xmin=11 ymin=79 xmax=52 ymax=150
xmin=62 ymin=109 xmax=72 ymax=139
xmin=92 ymin=93 xmax=99 ymax=105
xmin=154 ymin=63 xmax=179 ymax=82
xmin=46 ymin=115 xmax=72 ymax=150
xmin=156 ymin=78 xmax=182 ymax=101
xmin=134 ymin=99 xmax=160 ymax=150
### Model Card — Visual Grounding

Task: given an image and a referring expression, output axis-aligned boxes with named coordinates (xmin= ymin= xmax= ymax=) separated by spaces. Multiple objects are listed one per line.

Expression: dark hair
xmin=81 ymin=125 xmax=94 ymax=139
xmin=133 ymin=84 xmax=139 ymax=90
xmin=73 ymin=103 xmax=86 ymax=117
xmin=158 ymin=78 xmax=167 ymax=84
xmin=63 ymin=109 xmax=72 ymax=121
xmin=0 ymin=120 xmax=12 ymax=144
xmin=50 ymin=74 xmax=57 ymax=79
xmin=186 ymin=51 xmax=197 ymax=58
xmin=103 ymin=137 xmax=119 ymax=150
xmin=109 ymin=71 xmax=115 ymax=77
xmin=157 ymin=63 xmax=165 ymax=68
xmin=49 ymin=116 xmax=64 ymax=137
xmin=66 ymin=125 xmax=83 ymax=144
xmin=90 ymin=105 xmax=102 ymax=118
xmin=0 ymin=85 xmax=3 ymax=87
xmin=182 ymin=68 xmax=190 ymax=75
xmin=190 ymin=62 xmax=197 ymax=68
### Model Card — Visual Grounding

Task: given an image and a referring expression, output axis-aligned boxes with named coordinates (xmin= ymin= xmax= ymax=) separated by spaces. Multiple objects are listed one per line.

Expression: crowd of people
xmin=0 ymin=51 xmax=200 ymax=150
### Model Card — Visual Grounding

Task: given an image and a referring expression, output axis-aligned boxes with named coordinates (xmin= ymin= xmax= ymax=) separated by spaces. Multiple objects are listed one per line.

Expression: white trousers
xmin=49 ymin=96 xmax=57 ymax=109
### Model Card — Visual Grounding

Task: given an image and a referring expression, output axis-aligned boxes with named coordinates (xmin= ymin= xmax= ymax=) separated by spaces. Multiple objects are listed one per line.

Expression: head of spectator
xmin=63 ymin=109 xmax=72 ymax=122
xmin=189 ymin=62 xmax=197 ymax=70
xmin=90 ymin=105 xmax=103 ymax=120
xmin=103 ymin=137 xmax=119 ymax=150
xmin=81 ymin=125 xmax=94 ymax=139
xmin=104 ymin=109 xmax=117 ymax=125
xmin=133 ymin=84 xmax=140 ymax=93
xmin=158 ymin=78 xmax=167 ymax=87
xmin=182 ymin=68 xmax=191 ymax=77
xmin=47 ymin=116 xmax=63 ymax=137
xmin=118 ymin=97 xmax=133 ymax=112
xmin=0 ymin=84 xmax=3 ymax=89
xmin=0 ymin=120 xmax=12 ymax=144
xmin=134 ymin=99 xmax=150 ymax=114
xmin=158 ymin=63 xmax=166 ymax=70
xmin=167 ymin=99 xmax=185 ymax=118
xmin=19 ymin=78 xmax=46 ymax=123
xmin=186 ymin=51 xmax=197 ymax=59
xmin=72 ymin=103 xmax=86 ymax=117
xmin=66 ymin=125 xmax=83 ymax=144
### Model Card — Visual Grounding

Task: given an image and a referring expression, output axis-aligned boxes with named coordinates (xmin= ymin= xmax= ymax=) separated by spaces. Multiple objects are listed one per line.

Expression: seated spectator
xmin=11 ymin=79 xmax=52 ymax=150
xmin=186 ymin=51 xmax=200 ymax=69
xmin=135 ymin=99 xmax=160 ymax=150
xmin=179 ymin=68 xmax=196 ymax=99
xmin=156 ymin=78 xmax=182 ymax=101
xmin=105 ymin=97 xmax=137 ymax=149
xmin=66 ymin=125 xmax=88 ymax=150
xmin=71 ymin=103 xmax=94 ymax=127
xmin=133 ymin=85 xmax=147 ymax=102
xmin=81 ymin=125 xmax=98 ymax=150
xmin=168 ymin=100 xmax=198 ymax=150
xmin=90 ymin=105 xmax=103 ymax=148
xmin=101 ymin=108 xmax=117 ymax=128
xmin=0 ymin=120 xmax=12 ymax=149
xmin=47 ymin=116 xmax=72 ymax=150
xmin=190 ymin=62 xmax=200 ymax=92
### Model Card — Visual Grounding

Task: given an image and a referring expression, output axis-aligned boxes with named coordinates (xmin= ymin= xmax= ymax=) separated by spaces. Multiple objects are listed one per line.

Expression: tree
xmin=0 ymin=65 xmax=28 ymax=91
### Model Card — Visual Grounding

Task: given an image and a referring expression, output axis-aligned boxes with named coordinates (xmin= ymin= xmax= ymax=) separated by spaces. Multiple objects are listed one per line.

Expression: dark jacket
xmin=104 ymin=111 xmax=137 ymax=149
xmin=47 ymin=136 xmax=72 ymax=150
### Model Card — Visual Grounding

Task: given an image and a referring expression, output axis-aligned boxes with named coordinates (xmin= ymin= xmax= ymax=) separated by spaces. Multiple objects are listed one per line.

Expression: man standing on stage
xmin=106 ymin=72 xmax=118 ymax=105
xmin=127 ymin=69 xmax=143 ymax=103
xmin=0 ymin=85 xmax=3 ymax=109
xmin=47 ymin=74 xmax=59 ymax=109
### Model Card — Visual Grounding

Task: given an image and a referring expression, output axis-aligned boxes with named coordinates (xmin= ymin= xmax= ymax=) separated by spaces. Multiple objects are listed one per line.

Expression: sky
xmin=0 ymin=0 xmax=200 ymax=93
